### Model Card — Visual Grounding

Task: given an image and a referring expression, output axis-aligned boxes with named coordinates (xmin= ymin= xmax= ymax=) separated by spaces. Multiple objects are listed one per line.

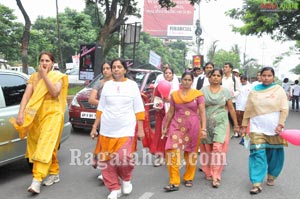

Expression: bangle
xmin=201 ymin=129 xmax=207 ymax=132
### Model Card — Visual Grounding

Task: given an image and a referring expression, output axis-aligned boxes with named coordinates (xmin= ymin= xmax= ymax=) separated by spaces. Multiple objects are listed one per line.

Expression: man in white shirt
xmin=222 ymin=62 xmax=241 ymax=137
xmin=252 ymin=71 xmax=262 ymax=87
xmin=194 ymin=62 xmax=214 ymax=90
xmin=192 ymin=67 xmax=204 ymax=89
xmin=291 ymin=80 xmax=300 ymax=112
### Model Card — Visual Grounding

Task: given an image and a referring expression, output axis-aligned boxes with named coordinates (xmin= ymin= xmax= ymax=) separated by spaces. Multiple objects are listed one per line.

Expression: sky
xmin=2 ymin=0 xmax=299 ymax=80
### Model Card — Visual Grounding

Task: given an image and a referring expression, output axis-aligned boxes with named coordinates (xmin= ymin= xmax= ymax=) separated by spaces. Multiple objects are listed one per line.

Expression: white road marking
xmin=138 ymin=192 xmax=154 ymax=199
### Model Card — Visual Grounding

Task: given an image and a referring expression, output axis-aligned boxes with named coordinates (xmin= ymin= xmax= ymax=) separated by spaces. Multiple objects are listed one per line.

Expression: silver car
xmin=0 ymin=70 xmax=71 ymax=166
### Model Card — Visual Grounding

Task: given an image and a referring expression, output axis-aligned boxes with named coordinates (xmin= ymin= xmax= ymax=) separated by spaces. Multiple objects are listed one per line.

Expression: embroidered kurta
xmin=165 ymin=89 xmax=204 ymax=152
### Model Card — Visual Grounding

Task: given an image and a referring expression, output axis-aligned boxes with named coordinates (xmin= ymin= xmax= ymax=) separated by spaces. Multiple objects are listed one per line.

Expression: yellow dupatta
xmin=171 ymin=88 xmax=203 ymax=104
xmin=10 ymin=71 xmax=68 ymax=139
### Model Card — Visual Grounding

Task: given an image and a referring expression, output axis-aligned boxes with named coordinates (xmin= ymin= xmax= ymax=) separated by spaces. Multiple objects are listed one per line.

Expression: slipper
xmin=212 ymin=180 xmax=220 ymax=188
xmin=205 ymin=176 xmax=212 ymax=181
xmin=266 ymin=179 xmax=275 ymax=186
xmin=184 ymin=180 xmax=193 ymax=187
xmin=164 ymin=184 xmax=179 ymax=192
xmin=249 ymin=186 xmax=262 ymax=194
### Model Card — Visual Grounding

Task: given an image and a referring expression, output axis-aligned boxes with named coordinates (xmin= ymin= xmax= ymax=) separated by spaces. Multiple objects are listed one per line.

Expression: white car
xmin=66 ymin=67 xmax=86 ymax=85
xmin=0 ymin=70 xmax=71 ymax=167
xmin=10 ymin=66 xmax=36 ymax=76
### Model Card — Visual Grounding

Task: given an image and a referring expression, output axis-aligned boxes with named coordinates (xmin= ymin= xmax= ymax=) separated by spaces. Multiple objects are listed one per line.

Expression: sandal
xmin=164 ymin=184 xmax=179 ymax=192
xmin=184 ymin=180 xmax=193 ymax=187
xmin=153 ymin=156 xmax=164 ymax=167
xmin=205 ymin=176 xmax=212 ymax=181
xmin=249 ymin=185 xmax=262 ymax=194
xmin=211 ymin=180 xmax=220 ymax=188
xmin=266 ymin=178 xmax=275 ymax=186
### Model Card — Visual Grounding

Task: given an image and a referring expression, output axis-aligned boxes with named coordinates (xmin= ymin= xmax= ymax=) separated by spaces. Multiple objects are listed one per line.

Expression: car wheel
xmin=72 ymin=125 xmax=82 ymax=132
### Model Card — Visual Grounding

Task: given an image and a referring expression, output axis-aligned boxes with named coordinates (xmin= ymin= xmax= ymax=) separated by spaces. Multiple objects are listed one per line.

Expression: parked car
xmin=9 ymin=66 xmax=36 ymax=76
xmin=0 ymin=70 xmax=71 ymax=167
xmin=69 ymin=68 xmax=162 ymax=130
xmin=66 ymin=67 xmax=86 ymax=85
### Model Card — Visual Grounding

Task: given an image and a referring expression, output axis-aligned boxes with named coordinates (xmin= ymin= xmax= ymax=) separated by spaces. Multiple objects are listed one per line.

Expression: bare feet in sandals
xmin=250 ymin=185 xmax=262 ymax=194
xmin=184 ymin=180 xmax=193 ymax=187
xmin=164 ymin=184 xmax=179 ymax=192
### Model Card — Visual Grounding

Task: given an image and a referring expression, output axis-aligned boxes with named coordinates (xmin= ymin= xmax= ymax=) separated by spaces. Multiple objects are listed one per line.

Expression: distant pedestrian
xmin=88 ymin=62 xmax=112 ymax=181
xmin=235 ymin=75 xmax=252 ymax=136
xmin=291 ymin=80 xmax=300 ymax=111
xmin=282 ymin=77 xmax=290 ymax=100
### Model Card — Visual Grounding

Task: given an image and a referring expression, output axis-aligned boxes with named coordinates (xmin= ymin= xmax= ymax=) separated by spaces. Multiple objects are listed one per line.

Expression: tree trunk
xmin=56 ymin=0 xmax=64 ymax=72
xmin=16 ymin=0 xmax=31 ymax=75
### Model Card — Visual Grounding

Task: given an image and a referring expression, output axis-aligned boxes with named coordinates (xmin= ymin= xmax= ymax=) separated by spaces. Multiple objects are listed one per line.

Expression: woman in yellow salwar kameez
xmin=10 ymin=52 xmax=68 ymax=194
xmin=161 ymin=72 xmax=206 ymax=192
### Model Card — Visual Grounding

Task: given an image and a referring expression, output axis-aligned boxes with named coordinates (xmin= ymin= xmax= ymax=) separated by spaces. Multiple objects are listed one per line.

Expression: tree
xmin=56 ymin=0 xmax=64 ymax=70
xmin=206 ymin=40 xmax=219 ymax=62
xmin=16 ymin=0 xmax=31 ymax=74
xmin=86 ymin=0 xmax=207 ymax=75
xmin=212 ymin=49 xmax=240 ymax=69
xmin=31 ymin=8 xmax=97 ymax=66
xmin=226 ymin=0 xmax=300 ymax=40
xmin=0 ymin=4 xmax=23 ymax=62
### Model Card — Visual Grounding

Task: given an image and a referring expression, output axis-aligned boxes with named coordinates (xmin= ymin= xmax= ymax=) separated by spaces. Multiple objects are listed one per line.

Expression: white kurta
xmin=98 ymin=79 xmax=145 ymax=137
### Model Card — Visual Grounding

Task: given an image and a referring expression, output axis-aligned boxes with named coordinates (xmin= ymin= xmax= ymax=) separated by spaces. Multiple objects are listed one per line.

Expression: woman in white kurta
xmin=242 ymin=67 xmax=289 ymax=195
xmin=90 ymin=58 xmax=145 ymax=199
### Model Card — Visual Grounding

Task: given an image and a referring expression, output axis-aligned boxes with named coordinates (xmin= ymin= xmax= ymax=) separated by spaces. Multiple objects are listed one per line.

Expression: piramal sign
xmin=143 ymin=0 xmax=194 ymax=40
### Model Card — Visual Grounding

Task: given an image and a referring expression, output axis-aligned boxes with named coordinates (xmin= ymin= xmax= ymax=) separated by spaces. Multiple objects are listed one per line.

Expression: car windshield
xmin=86 ymin=70 xmax=146 ymax=89
xmin=87 ymin=74 xmax=103 ymax=88
xmin=26 ymin=67 xmax=36 ymax=75
xmin=127 ymin=71 xmax=146 ymax=89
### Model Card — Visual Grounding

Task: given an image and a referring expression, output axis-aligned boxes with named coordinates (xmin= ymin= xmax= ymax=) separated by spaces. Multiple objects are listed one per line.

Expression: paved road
xmin=1 ymin=108 xmax=300 ymax=199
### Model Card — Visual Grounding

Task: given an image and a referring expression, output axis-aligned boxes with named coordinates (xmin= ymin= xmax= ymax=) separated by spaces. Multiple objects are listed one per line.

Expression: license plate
xmin=80 ymin=112 xmax=96 ymax=119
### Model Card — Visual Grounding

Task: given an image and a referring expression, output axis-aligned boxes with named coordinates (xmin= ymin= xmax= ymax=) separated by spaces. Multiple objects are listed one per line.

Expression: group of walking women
xmin=11 ymin=52 xmax=289 ymax=198
xmin=149 ymin=65 xmax=289 ymax=196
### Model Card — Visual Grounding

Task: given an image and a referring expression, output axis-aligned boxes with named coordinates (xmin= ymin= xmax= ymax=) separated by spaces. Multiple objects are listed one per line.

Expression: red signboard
xmin=193 ymin=55 xmax=203 ymax=68
xmin=143 ymin=0 xmax=194 ymax=39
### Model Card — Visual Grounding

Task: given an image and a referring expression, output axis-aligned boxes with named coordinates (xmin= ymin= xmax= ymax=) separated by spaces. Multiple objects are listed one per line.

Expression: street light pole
xmin=195 ymin=1 xmax=203 ymax=55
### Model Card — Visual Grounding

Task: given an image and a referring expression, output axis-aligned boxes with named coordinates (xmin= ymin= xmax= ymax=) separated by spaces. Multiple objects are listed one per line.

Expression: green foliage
xmin=290 ymin=64 xmax=300 ymax=75
xmin=122 ymin=32 xmax=188 ymax=75
xmin=29 ymin=8 xmax=97 ymax=67
xmin=213 ymin=49 xmax=241 ymax=69
xmin=68 ymin=85 xmax=85 ymax=95
xmin=0 ymin=4 xmax=23 ymax=62
xmin=227 ymin=0 xmax=300 ymax=40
